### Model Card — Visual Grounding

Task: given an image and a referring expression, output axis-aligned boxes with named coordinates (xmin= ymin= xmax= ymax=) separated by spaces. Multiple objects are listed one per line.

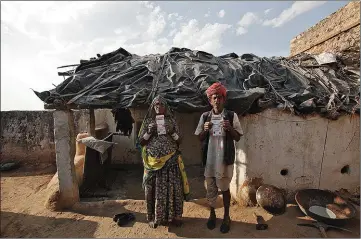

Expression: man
xmin=194 ymin=82 xmax=243 ymax=233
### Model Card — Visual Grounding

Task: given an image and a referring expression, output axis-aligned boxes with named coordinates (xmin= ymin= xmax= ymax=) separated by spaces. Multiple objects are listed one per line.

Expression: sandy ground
xmin=1 ymin=164 xmax=360 ymax=238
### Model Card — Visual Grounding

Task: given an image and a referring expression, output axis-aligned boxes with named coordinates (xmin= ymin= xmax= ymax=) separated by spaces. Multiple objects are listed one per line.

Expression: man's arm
xmin=223 ymin=113 xmax=243 ymax=142
xmin=229 ymin=126 xmax=241 ymax=142
xmin=194 ymin=113 xmax=210 ymax=141
xmin=198 ymin=129 xmax=208 ymax=141
xmin=231 ymin=113 xmax=243 ymax=142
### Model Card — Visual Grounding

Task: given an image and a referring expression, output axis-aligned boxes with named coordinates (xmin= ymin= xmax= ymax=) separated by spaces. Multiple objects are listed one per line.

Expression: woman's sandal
xmin=148 ymin=221 xmax=158 ymax=229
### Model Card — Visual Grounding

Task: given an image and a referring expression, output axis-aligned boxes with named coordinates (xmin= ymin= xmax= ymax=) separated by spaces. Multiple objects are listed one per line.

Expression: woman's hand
xmin=168 ymin=125 xmax=176 ymax=135
xmin=147 ymin=123 xmax=156 ymax=134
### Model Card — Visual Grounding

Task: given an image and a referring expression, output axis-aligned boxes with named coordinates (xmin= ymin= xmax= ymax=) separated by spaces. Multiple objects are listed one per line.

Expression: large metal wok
xmin=295 ymin=189 xmax=357 ymax=226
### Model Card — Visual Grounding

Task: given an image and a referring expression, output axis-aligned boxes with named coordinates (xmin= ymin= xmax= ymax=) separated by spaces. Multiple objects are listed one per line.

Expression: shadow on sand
xmin=0 ymin=211 xmax=98 ymax=238
xmin=0 ymin=163 xmax=56 ymax=177
xmin=168 ymin=204 xmax=359 ymax=238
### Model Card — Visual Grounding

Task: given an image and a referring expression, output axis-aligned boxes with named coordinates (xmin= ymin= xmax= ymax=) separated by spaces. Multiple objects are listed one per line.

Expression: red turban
xmin=206 ymin=82 xmax=227 ymax=99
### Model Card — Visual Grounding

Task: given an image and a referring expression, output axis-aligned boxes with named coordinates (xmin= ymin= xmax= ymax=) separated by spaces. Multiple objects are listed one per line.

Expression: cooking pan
xmin=295 ymin=189 xmax=357 ymax=226
xmin=256 ymin=184 xmax=286 ymax=215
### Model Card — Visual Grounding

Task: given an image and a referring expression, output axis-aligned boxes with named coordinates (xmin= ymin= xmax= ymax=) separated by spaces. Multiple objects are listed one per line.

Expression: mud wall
xmin=0 ymin=111 xmax=55 ymax=164
xmin=1 ymin=109 xmax=359 ymax=193
xmin=230 ymin=109 xmax=360 ymax=199
xmin=290 ymin=1 xmax=360 ymax=56
xmin=0 ymin=110 xmax=107 ymax=164
xmin=105 ymin=108 xmax=360 ymax=193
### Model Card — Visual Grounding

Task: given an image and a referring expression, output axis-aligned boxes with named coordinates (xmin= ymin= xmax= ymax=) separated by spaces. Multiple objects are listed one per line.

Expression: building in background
xmin=290 ymin=1 xmax=360 ymax=64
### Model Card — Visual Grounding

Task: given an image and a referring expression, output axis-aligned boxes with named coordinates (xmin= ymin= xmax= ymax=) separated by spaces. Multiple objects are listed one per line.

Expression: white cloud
xmin=39 ymin=2 xmax=97 ymax=24
xmin=204 ymin=11 xmax=211 ymax=18
xmin=264 ymin=8 xmax=272 ymax=15
xmin=218 ymin=9 xmax=225 ymax=18
xmin=157 ymin=37 xmax=168 ymax=45
xmin=146 ymin=9 xmax=166 ymax=39
xmin=236 ymin=12 xmax=262 ymax=35
xmin=168 ymin=29 xmax=177 ymax=37
xmin=1 ymin=1 xmax=98 ymax=39
xmin=239 ymin=12 xmax=262 ymax=26
xmin=140 ymin=1 xmax=155 ymax=9
xmin=170 ymin=22 xmax=177 ymax=28
xmin=172 ymin=19 xmax=231 ymax=54
xmin=1 ymin=22 xmax=12 ymax=36
xmin=263 ymin=1 xmax=326 ymax=27
xmin=136 ymin=5 xmax=167 ymax=40
xmin=236 ymin=27 xmax=248 ymax=35
xmin=168 ymin=12 xmax=183 ymax=21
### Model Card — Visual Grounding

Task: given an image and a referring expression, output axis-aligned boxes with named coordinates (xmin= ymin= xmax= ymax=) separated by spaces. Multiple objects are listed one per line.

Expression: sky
xmin=1 ymin=1 xmax=350 ymax=111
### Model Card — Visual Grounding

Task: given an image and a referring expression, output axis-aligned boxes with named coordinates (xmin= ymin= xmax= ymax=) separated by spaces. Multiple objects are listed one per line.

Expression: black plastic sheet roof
xmin=33 ymin=47 xmax=360 ymax=118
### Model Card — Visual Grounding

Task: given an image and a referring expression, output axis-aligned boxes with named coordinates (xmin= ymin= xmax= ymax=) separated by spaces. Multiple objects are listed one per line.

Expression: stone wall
xmin=290 ymin=1 xmax=360 ymax=56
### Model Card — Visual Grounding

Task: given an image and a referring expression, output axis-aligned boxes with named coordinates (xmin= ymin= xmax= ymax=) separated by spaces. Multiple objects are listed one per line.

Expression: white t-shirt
xmin=194 ymin=110 xmax=243 ymax=179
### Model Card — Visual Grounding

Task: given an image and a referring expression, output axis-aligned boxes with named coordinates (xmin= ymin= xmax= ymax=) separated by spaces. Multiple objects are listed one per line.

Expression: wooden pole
xmin=88 ymin=109 xmax=96 ymax=137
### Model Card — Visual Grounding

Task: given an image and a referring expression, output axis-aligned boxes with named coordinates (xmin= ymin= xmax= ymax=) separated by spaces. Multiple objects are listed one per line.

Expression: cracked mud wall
xmin=230 ymin=109 xmax=360 ymax=201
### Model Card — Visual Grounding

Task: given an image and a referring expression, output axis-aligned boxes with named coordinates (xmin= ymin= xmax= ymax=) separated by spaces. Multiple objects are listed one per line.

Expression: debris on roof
xmin=33 ymin=47 xmax=360 ymax=119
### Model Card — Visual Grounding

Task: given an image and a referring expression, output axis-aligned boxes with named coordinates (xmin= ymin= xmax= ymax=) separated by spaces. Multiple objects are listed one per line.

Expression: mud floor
xmin=1 ymin=163 xmax=360 ymax=238
xmin=79 ymin=164 xmax=206 ymax=201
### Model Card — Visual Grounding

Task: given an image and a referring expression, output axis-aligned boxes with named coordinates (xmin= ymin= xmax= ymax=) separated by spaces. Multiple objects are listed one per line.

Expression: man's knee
xmin=216 ymin=178 xmax=231 ymax=192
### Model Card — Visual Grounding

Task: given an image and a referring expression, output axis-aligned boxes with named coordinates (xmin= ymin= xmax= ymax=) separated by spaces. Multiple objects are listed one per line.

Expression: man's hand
xmin=222 ymin=120 xmax=241 ymax=141
xmin=203 ymin=122 xmax=213 ymax=132
xmin=147 ymin=123 xmax=156 ymax=134
xmin=222 ymin=120 xmax=231 ymax=131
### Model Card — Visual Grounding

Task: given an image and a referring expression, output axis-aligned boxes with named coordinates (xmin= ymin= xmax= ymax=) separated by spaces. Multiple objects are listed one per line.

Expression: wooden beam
xmin=44 ymin=103 xmax=150 ymax=111
xmin=88 ymin=109 xmax=96 ymax=136
xmin=57 ymin=64 xmax=80 ymax=69
xmin=44 ymin=103 xmax=113 ymax=110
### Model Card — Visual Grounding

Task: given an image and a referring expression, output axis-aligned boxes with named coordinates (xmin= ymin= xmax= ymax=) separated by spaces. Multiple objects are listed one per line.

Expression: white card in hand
xmin=211 ymin=115 xmax=222 ymax=136
xmin=156 ymin=115 xmax=166 ymax=135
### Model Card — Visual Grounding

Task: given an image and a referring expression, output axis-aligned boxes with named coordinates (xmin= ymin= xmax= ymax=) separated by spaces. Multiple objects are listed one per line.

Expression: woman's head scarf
xmin=137 ymin=95 xmax=174 ymax=145
xmin=148 ymin=95 xmax=173 ymax=118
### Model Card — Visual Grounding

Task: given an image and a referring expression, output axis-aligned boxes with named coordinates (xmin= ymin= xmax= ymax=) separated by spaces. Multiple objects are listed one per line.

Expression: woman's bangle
xmin=171 ymin=133 xmax=179 ymax=141
xmin=143 ymin=132 xmax=151 ymax=140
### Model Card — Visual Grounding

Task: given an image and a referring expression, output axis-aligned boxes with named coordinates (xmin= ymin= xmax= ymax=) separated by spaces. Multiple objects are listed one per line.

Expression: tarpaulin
xmin=33 ymin=47 xmax=360 ymax=118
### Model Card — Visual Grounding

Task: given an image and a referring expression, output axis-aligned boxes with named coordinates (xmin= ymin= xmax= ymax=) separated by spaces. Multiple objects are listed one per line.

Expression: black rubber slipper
xmin=113 ymin=213 xmax=123 ymax=222
xmin=220 ymin=217 xmax=231 ymax=234
xmin=113 ymin=213 xmax=135 ymax=226
xmin=206 ymin=217 xmax=216 ymax=230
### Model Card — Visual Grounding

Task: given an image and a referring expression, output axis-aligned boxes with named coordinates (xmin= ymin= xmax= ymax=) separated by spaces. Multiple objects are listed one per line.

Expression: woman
xmin=138 ymin=95 xmax=190 ymax=228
